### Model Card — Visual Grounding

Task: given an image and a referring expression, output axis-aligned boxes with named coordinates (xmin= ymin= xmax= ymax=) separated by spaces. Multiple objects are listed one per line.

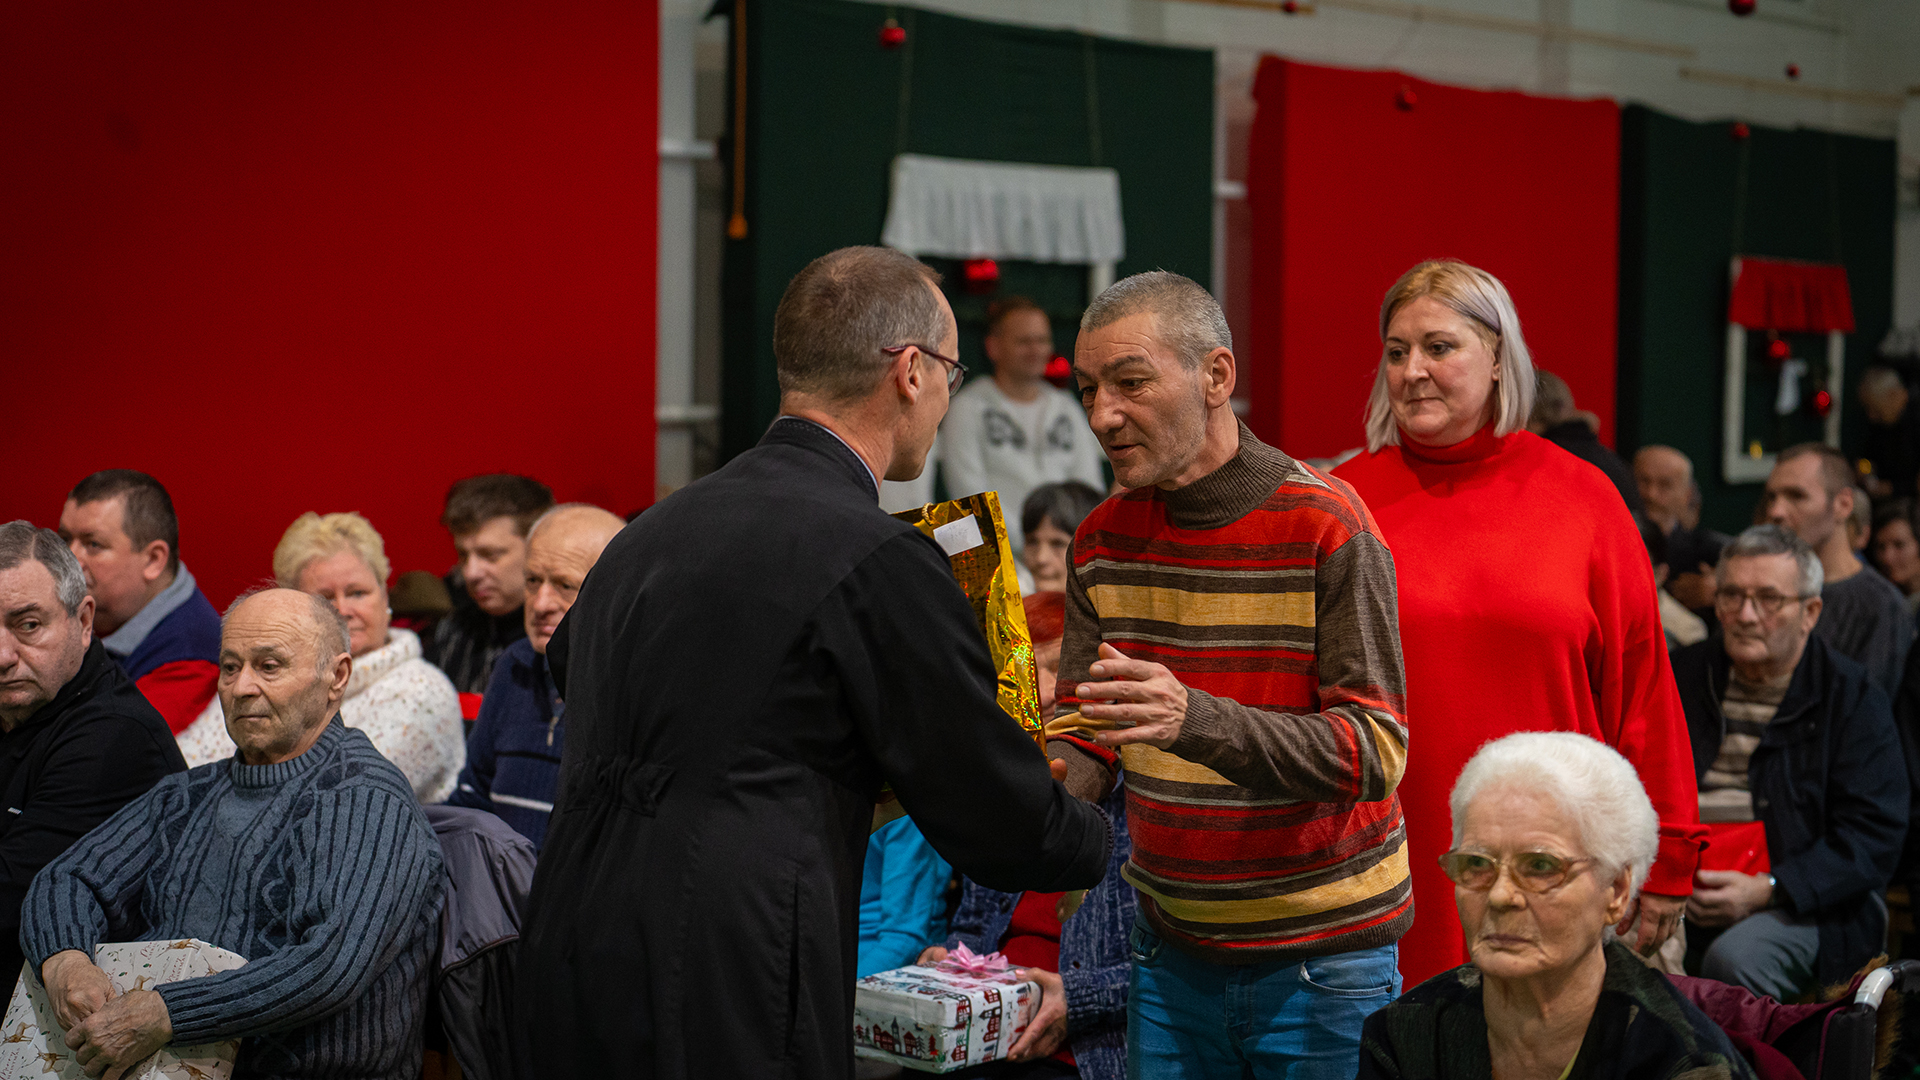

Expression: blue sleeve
xmin=943 ymin=880 xmax=1002 ymax=955
xmin=445 ymin=660 xmax=513 ymax=809
xmin=856 ymin=819 xmax=952 ymax=977
xmin=20 ymin=780 xmax=175 ymax=971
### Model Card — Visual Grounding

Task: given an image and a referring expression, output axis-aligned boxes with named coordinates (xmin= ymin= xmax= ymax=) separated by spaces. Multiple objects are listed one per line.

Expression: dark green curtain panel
xmin=720 ymin=0 xmax=1214 ymax=459
xmin=1617 ymin=104 xmax=1895 ymax=534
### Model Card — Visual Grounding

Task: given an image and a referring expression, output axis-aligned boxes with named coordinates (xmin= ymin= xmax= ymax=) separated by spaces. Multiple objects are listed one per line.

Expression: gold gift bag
xmin=892 ymin=492 xmax=1045 ymax=754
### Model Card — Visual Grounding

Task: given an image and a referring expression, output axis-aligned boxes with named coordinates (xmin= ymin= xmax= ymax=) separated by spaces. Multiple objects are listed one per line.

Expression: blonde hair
xmin=273 ymin=512 xmax=391 ymax=589
xmin=1365 ymin=260 xmax=1537 ymax=453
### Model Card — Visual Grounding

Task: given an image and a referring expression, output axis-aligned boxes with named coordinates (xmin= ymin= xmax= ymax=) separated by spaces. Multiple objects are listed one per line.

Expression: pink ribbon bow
xmin=936 ymin=943 xmax=1012 ymax=977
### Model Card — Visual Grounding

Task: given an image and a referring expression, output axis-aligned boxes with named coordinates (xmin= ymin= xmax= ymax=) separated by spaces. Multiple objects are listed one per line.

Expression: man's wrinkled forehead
xmin=221 ymin=595 xmax=326 ymax=662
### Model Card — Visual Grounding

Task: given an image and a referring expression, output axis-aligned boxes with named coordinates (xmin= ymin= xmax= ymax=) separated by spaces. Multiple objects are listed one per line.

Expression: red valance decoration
xmin=1728 ymin=258 xmax=1855 ymax=333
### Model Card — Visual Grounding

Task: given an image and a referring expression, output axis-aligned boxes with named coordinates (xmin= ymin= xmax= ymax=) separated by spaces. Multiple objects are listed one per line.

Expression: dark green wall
xmin=1617 ymin=105 xmax=1896 ymax=534
xmin=721 ymin=0 xmax=1214 ymax=459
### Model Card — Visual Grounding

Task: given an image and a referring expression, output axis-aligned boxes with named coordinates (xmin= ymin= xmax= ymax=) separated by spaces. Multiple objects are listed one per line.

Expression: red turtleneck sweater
xmin=1334 ymin=427 xmax=1704 ymax=985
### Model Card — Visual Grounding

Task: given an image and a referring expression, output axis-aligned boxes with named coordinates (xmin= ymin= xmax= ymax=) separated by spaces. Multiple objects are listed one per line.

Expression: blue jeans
xmin=1127 ymin=919 xmax=1401 ymax=1080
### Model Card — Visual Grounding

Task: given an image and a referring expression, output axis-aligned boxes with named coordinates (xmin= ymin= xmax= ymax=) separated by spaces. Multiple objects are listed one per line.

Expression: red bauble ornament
xmin=1766 ymin=337 xmax=1790 ymax=360
xmin=1044 ymin=356 xmax=1072 ymax=383
xmin=1728 ymin=0 xmax=1755 ymax=15
xmin=961 ymin=258 xmax=999 ymax=293
xmin=1814 ymin=389 xmax=1833 ymax=416
xmin=1282 ymin=0 xmax=1299 ymax=12
xmin=1396 ymin=85 xmax=1418 ymax=111
xmin=1731 ymin=122 xmax=1751 ymax=140
xmin=1785 ymin=63 xmax=1800 ymax=79
xmin=879 ymin=18 xmax=906 ymax=48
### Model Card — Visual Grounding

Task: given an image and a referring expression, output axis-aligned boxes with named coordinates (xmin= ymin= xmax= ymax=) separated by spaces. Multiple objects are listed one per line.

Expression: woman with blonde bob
xmin=1358 ymin=733 xmax=1752 ymax=1080
xmin=177 ymin=512 xmax=465 ymax=802
xmin=1334 ymin=260 xmax=1703 ymax=984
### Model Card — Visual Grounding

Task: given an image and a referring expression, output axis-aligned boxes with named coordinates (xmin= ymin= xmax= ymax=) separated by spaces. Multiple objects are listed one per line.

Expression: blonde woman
xmin=178 ymin=512 xmax=465 ymax=801
xmin=1333 ymin=260 xmax=1703 ymax=985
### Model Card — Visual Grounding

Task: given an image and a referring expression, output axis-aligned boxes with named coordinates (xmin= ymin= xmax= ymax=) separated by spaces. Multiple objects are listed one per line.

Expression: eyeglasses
xmin=1713 ymin=588 xmax=1813 ymax=616
xmin=882 ymin=344 xmax=967 ymax=391
xmin=1438 ymin=850 xmax=1596 ymax=894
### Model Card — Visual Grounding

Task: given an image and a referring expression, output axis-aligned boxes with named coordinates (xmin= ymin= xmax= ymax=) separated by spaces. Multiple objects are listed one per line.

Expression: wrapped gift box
xmin=852 ymin=952 xmax=1037 ymax=1073
xmin=0 ymin=938 xmax=246 ymax=1080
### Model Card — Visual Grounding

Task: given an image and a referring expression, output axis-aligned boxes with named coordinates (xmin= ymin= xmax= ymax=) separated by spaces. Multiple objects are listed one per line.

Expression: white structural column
xmin=658 ymin=0 xmax=714 ymax=498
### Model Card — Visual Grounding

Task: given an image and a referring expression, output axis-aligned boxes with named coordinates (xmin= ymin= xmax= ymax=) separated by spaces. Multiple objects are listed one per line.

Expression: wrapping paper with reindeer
xmin=0 ymin=938 xmax=246 ymax=1080
xmin=851 ymin=945 xmax=1038 ymax=1072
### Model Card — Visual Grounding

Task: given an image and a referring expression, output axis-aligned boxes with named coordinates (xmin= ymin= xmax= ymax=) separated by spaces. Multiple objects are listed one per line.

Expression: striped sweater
xmin=1057 ymin=423 xmax=1411 ymax=964
xmin=22 ymin=718 xmax=445 ymax=1080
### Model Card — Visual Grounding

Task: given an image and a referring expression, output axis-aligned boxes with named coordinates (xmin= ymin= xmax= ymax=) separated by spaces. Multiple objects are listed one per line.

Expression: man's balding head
xmin=218 ymin=588 xmax=352 ymax=766
xmin=1634 ymin=445 xmax=1694 ymax=531
xmin=524 ymin=505 xmax=625 ymax=653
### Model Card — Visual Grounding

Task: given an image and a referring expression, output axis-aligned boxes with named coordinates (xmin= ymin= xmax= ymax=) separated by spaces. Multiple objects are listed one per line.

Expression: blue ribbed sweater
xmin=21 ymin=718 xmax=445 ymax=1080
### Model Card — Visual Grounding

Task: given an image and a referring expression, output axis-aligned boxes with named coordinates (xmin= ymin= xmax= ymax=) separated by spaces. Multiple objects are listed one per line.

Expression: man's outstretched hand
xmin=1076 ymin=644 xmax=1189 ymax=750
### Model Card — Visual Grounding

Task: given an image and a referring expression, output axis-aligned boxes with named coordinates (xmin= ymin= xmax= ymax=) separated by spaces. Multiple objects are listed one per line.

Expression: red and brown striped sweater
xmin=1056 ymin=423 xmax=1411 ymax=964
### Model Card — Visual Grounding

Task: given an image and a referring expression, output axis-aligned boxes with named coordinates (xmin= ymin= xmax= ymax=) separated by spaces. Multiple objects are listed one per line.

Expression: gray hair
xmin=0 ymin=521 xmax=89 ymax=616
xmin=1080 ymin=271 xmax=1231 ymax=370
xmin=224 ymin=588 xmax=351 ymax=674
xmin=1451 ymin=731 xmax=1659 ymax=900
xmin=1366 ymin=260 xmax=1538 ymax=453
xmin=774 ymin=246 xmax=949 ymax=403
xmin=1718 ymin=524 xmax=1824 ymax=597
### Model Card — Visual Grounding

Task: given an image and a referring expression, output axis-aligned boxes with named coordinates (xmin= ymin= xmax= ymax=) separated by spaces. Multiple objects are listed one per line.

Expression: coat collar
xmin=761 ymin=416 xmax=882 ymax=501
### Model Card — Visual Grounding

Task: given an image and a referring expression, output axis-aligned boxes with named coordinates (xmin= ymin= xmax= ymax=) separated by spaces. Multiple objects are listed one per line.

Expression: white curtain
xmin=880 ymin=154 xmax=1125 ymax=264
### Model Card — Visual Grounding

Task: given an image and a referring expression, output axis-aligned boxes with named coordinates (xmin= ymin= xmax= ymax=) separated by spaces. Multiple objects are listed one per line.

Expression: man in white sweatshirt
xmin=938 ymin=296 xmax=1108 ymax=552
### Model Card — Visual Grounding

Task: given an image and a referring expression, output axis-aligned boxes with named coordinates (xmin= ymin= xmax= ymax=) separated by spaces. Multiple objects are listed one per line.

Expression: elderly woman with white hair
xmin=177 ymin=512 xmax=465 ymax=802
xmin=1358 ymin=733 xmax=1753 ymax=1080
xmin=1334 ymin=260 xmax=1705 ymax=985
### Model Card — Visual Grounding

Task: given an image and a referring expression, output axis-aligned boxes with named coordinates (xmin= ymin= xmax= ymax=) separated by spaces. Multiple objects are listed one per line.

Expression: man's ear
xmin=327 ymin=651 xmax=352 ymax=698
xmin=1203 ymin=348 xmax=1237 ymax=408
xmin=891 ymin=346 xmax=926 ymax=406
xmin=76 ymin=595 xmax=94 ymax=648
xmin=141 ymin=541 xmax=171 ymax=584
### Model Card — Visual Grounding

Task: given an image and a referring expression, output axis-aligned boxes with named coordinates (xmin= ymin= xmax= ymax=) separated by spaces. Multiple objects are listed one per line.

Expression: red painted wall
xmin=1244 ymin=58 xmax=1620 ymax=460
xmin=1 ymin=0 xmax=658 ymax=608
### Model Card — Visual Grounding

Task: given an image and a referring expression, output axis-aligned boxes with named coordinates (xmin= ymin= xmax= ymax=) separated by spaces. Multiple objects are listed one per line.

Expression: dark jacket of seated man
xmin=446 ymin=636 xmax=562 ymax=848
xmin=0 ymin=639 xmax=186 ymax=981
xmin=21 ymin=717 xmax=445 ymax=1080
xmin=1671 ymin=632 xmax=1908 ymax=986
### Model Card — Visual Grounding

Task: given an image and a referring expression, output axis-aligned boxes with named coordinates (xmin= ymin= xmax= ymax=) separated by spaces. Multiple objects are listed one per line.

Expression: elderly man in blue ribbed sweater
xmin=19 ymin=588 xmax=445 ymax=1080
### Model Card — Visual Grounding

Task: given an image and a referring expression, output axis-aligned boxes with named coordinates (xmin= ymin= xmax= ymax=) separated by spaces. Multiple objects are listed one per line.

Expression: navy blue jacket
xmin=946 ymin=783 xmax=1133 ymax=1080
xmin=1672 ymin=634 xmax=1909 ymax=984
xmin=117 ymin=587 xmax=220 ymax=682
xmin=446 ymin=638 xmax=563 ymax=849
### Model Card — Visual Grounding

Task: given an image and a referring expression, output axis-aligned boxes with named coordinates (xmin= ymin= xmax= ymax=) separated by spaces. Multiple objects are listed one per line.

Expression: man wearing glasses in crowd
xmin=1668 ymin=524 xmax=1907 ymax=999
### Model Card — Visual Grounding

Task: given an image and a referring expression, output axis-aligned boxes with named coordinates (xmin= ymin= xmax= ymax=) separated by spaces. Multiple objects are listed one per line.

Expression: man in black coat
xmin=1671 ymin=524 xmax=1907 ymax=996
xmin=514 ymin=247 xmax=1112 ymax=1079
xmin=0 ymin=521 xmax=187 ymax=980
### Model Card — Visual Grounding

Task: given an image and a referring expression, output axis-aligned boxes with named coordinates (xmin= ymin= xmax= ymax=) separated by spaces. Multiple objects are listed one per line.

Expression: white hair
xmin=1450 ymin=731 xmax=1658 ymax=900
xmin=1718 ymin=523 xmax=1824 ymax=598
xmin=1365 ymin=260 xmax=1538 ymax=454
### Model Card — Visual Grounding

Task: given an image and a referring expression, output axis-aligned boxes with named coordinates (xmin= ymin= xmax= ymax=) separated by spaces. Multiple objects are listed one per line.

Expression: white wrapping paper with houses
xmin=852 ymin=945 xmax=1038 ymax=1073
xmin=0 ymin=939 xmax=246 ymax=1080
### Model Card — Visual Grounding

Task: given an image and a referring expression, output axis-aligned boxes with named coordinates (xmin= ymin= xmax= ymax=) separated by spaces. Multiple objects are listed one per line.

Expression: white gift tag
xmin=932 ymin=515 xmax=985 ymax=556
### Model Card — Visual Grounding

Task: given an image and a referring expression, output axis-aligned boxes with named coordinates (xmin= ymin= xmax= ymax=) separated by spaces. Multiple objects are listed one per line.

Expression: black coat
xmin=0 ymin=639 xmax=186 ymax=979
xmin=513 ymin=418 xmax=1112 ymax=1080
xmin=1671 ymin=635 xmax=1909 ymax=984
xmin=1358 ymin=942 xmax=1753 ymax=1080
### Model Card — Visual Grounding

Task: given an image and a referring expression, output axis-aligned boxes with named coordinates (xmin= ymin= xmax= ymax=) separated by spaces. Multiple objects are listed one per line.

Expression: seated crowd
xmin=9 ymin=352 xmax=1920 ymax=1075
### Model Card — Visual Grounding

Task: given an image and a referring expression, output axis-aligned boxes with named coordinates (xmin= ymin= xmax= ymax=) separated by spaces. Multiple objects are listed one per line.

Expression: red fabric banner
xmin=1727 ymin=258 xmax=1855 ymax=333
xmin=1244 ymin=58 xmax=1621 ymax=459
xmin=0 ymin=0 xmax=659 ymax=607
